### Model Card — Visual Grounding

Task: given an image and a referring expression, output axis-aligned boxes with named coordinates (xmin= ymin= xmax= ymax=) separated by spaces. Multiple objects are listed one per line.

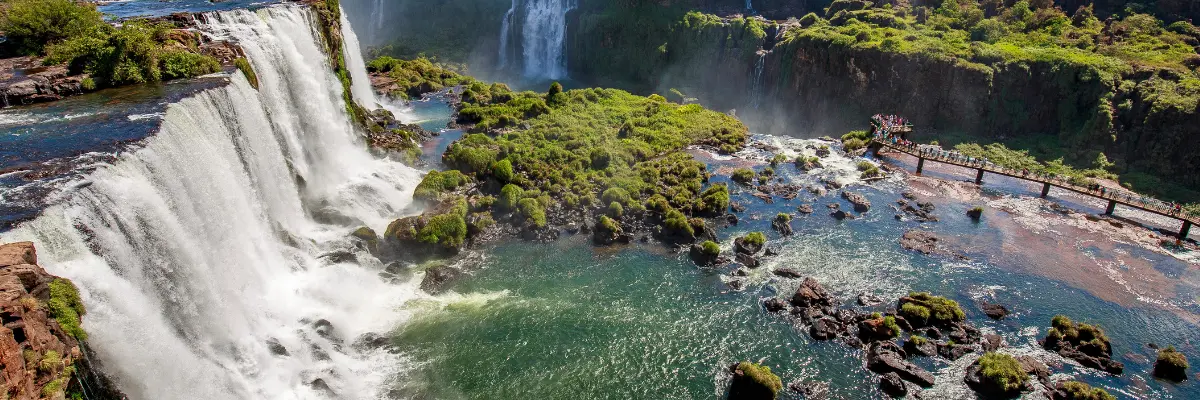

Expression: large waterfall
xmin=498 ymin=0 xmax=574 ymax=79
xmin=2 ymin=5 xmax=423 ymax=399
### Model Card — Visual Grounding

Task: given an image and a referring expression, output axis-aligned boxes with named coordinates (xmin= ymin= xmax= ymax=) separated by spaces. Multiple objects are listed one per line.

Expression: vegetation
xmin=731 ymin=168 xmax=755 ymax=184
xmin=234 ymin=58 xmax=259 ymax=89
xmin=734 ymin=361 xmax=783 ymax=398
xmin=697 ymin=184 xmax=730 ymax=215
xmin=908 ymin=335 xmax=928 ymax=346
xmin=36 ymin=18 xmax=221 ymax=88
xmin=47 ymin=279 xmax=86 ymax=340
xmin=882 ymin=315 xmax=902 ymax=338
xmin=0 ymin=0 xmax=104 ymax=56
xmin=517 ymin=198 xmax=547 ymax=228
xmin=1154 ymin=346 xmax=1189 ymax=381
xmin=415 ymin=197 xmax=468 ymax=249
xmin=414 ymin=170 xmax=470 ymax=201
xmin=742 ymin=231 xmax=767 ymax=247
xmin=901 ymin=292 xmax=965 ymax=326
xmin=699 ymin=240 xmax=720 ymax=257
xmin=367 ymin=56 xmax=471 ymax=99
xmin=1059 ymin=381 xmax=1116 ymax=400
xmin=977 ymin=352 xmax=1028 ymax=393
xmin=1158 ymin=346 xmax=1189 ymax=370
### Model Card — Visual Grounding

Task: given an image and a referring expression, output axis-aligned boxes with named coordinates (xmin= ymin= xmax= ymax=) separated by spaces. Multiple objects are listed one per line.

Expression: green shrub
xmin=663 ymin=209 xmax=694 ymax=238
xmin=547 ymin=81 xmax=566 ymax=106
xmin=234 ymin=58 xmax=259 ymax=89
xmin=905 ymin=292 xmax=964 ymax=324
xmin=597 ymin=214 xmax=621 ymax=233
xmin=600 ymin=187 xmax=632 ymax=206
xmin=977 ymin=352 xmax=1028 ymax=393
xmin=769 ymin=154 xmax=787 ymax=166
xmin=697 ymin=184 xmax=729 ymax=214
xmin=731 ymin=168 xmax=755 ymax=184
xmin=414 ymin=170 xmax=470 ymax=201
xmin=1060 ymin=381 xmax=1116 ymax=400
xmin=80 ymin=77 xmax=96 ymax=91
xmin=48 ymin=279 xmax=86 ymax=340
xmin=38 ymin=350 xmax=61 ymax=373
xmin=1158 ymin=346 xmax=1189 ymax=370
xmin=607 ymin=201 xmax=625 ymax=218
xmin=843 ymin=138 xmax=867 ymax=151
xmin=159 ymin=50 xmax=220 ymax=80
xmin=909 ymin=335 xmax=928 ymax=345
xmin=774 ymin=213 xmax=791 ymax=223
xmin=1048 ymin=315 xmax=1109 ymax=349
xmin=900 ymin=302 xmax=931 ymax=323
xmin=498 ymin=184 xmax=524 ymax=210
xmin=0 ymin=0 xmax=104 ymax=55
xmin=700 ymin=240 xmax=720 ymax=256
xmin=883 ymin=316 xmax=901 ymax=338
xmin=416 ymin=201 xmax=468 ymax=249
xmin=491 ymin=159 xmax=515 ymax=183
xmin=743 ymin=231 xmax=767 ymax=247
xmin=517 ymin=198 xmax=547 ymax=227
xmin=734 ymin=361 xmax=783 ymax=397
xmin=856 ymin=161 xmax=874 ymax=171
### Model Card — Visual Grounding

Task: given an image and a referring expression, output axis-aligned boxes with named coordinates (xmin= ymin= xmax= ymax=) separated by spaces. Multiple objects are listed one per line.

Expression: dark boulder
xmin=790 ymin=278 xmax=833 ymax=307
xmin=810 ymin=318 xmax=841 ymax=341
xmin=266 ymin=338 xmax=289 ymax=356
xmin=763 ymin=298 xmax=789 ymax=312
xmin=1153 ymin=346 xmax=1190 ymax=382
xmin=879 ymin=372 xmax=907 ymax=398
xmin=831 ymin=209 xmax=855 ymax=220
xmin=904 ymin=337 xmax=936 ymax=357
xmin=982 ymin=303 xmax=1010 ymax=320
xmin=797 ymin=204 xmax=814 ymax=214
xmin=983 ymin=334 xmax=1004 ymax=352
xmin=772 ymin=268 xmax=803 ymax=278
xmin=313 ymin=319 xmax=337 ymax=341
xmin=420 ymin=265 xmax=464 ymax=294
xmin=867 ymin=341 xmax=936 ymax=387
xmin=938 ymin=343 xmax=974 ymax=360
xmin=842 ymin=191 xmax=872 ymax=212
xmin=787 ymin=381 xmax=829 ymax=399
xmin=857 ymin=293 xmax=884 ymax=306
xmin=736 ymin=253 xmax=761 ymax=268
xmin=352 ymin=333 xmax=391 ymax=352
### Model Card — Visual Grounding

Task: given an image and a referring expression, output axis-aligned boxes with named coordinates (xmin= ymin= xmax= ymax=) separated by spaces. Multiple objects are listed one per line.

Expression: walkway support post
xmin=916 ymin=157 xmax=925 ymax=175
xmin=1040 ymin=182 xmax=1051 ymax=198
xmin=1105 ymin=200 xmax=1117 ymax=215
xmin=974 ymin=169 xmax=985 ymax=185
xmin=1181 ymin=221 xmax=1192 ymax=240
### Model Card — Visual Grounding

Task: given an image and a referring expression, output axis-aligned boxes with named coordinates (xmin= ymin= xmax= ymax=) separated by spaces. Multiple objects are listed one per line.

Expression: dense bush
xmin=517 ymin=198 xmax=547 ymax=227
xmin=731 ymin=168 xmax=755 ymax=184
xmin=0 ymin=0 xmax=104 ymax=55
xmin=1060 ymin=381 xmax=1115 ymax=400
xmin=977 ymin=352 xmax=1028 ymax=393
xmin=367 ymin=56 xmax=469 ymax=99
xmin=491 ymin=159 xmax=515 ymax=183
xmin=1048 ymin=315 xmax=1110 ymax=350
xmin=742 ymin=231 xmax=766 ymax=247
xmin=697 ymin=184 xmax=729 ymax=215
xmin=160 ymin=50 xmax=220 ymax=80
xmin=498 ymin=184 xmax=524 ymax=211
xmin=43 ymin=20 xmax=220 ymax=88
xmin=699 ymin=240 xmax=720 ymax=256
xmin=48 ymin=279 xmax=86 ymax=340
xmin=733 ymin=361 xmax=783 ymax=398
xmin=902 ymin=292 xmax=965 ymax=325
xmin=414 ymin=170 xmax=470 ymax=201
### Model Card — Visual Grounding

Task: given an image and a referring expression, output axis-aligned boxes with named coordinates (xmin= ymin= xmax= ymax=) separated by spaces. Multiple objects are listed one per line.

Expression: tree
xmin=1 ymin=0 xmax=105 ymax=55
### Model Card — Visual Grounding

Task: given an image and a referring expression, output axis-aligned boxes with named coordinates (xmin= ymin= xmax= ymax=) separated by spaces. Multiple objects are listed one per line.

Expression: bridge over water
xmin=866 ymin=118 xmax=1197 ymax=240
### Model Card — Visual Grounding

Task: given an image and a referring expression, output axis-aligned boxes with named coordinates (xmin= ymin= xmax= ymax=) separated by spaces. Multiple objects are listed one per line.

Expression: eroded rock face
xmin=0 ymin=242 xmax=123 ymax=400
xmin=866 ymin=341 xmax=936 ymax=387
xmin=420 ymin=265 xmax=465 ymax=294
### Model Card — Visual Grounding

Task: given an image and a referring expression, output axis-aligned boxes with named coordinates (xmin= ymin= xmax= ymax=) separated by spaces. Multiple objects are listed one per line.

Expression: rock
xmin=726 ymin=213 xmax=740 ymax=226
xmin=352 ymin=333 xmax=391 ymax=351
xmin=420 ymin=265 xmax=464 ymax=294
xmin=728 ymin=362 xmax=783 ymax=400
xmin=815 ymin=147 xmax=831 ymax=157
xmin=689 ymin=244 xmax=722 ymax=266
xmin=771 ymin=216 xmax=793 ymax=236
xmin=736 ymin=253 xmax=761 ymax=268
xmin=898 ymin=230 xmax=962 ymax=259
xmin=1153 ymin=346 xmax=1189 ymax=382
xmin=1016 ymin=356 xmax=1050 ymax=382
xmin=727 ymin=279 xmax=745 ymax=290
xmin=981 ymin=303 xmax=1010 ymax=320
xmin=966 ymin=207 xmax=983 ymax=220
xmin=857 ymin=293 xmax=884 ymax=306
xmin=924 ymin=327 xmax=942 ymax=340
xmin=320 ymin=250 xmax=356 ymax=264
xmin=983 ymin=334 xmax=1004 ymax=352
xmin=904 ymin=337 xmax=937 ymax=357
xmin=0 ymin=241 xmax=36 ymax=267
xmin=772 ymin=268 xmax=803 ymax=278
xmin=858 ymin=317 xmax=897 ymax=342
xmin=810 ymin=318 xmax=840 ymax=341
xmin=731 ymin=268 xmax=749 ymax=277
xmin=964 ymin=354 xmax=1027 ymax=398
xmin=938 ymin=343 xmax=974 ymax=360
xmin=867 ymin=341 xmax=936 ymax=387
xmin=313 ymin=319 xmax=337 ymax=341
xmin=763 ymin=298 xmax=788 ymax=312
xmin=309 ymin=378 xmax=336 ymax=396
xmin=879 ymin=372 xmax=907 ymax=398
xmin=734 ymin=236 xmax=764 ymax=256
xmin=763 ymin=247 xmax=779 ymax=257
xmin=266 ymin=338 xmax=290 ymax=356
xmin=796 ymin=204 xmax=814 ymax=214
xmin=831 ymin=210 xmax=855 ymax=220
xmin=842 ymin=191 xmax=872 ymax=212
xmin=731 ymin=202 xmax=748 ymax=213
xmin=788 ymin=380 xmax=829 ymax=399
xmin=790 ymin=277 xmax=833 ymax=307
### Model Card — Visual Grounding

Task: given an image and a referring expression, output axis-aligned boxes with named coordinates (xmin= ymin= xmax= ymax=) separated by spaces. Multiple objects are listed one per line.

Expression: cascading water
xmin=746 ymin=0 xmax=755 ymax=13
xmin=519 ymin=0 xmax=575 ymax=80
xmin=2 ymin=5 xmax=424 ymax=399
xmin=498 ymin=0 xmax=517 ymax=69
xmin=750 ymin=52 xmax=766 ymax=109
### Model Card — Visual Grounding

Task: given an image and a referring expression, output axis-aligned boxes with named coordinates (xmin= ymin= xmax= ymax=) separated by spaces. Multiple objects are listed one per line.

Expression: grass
xmin=977 ymin=352 xmax=1028 ymax=393
xmin=734 ymin=361 xmax=783 ymax=397
xmin=1060 ymin=381 xmax=1115 ymax=400
xmin=903 ymin=292 xmax=964 ymax=325
xmin=731 ymin=168 xmax=755 ymax=184
xmin=234 ymin=58 xmax=259 ymax=89
xmin=47 ymin=279 xmax=86 ymax=340
xmin=700 ymin=240 xmax=720 ymax=256
xmin=900 ymin=302 xmax=931 ymax=323
xmin=1048 ymin=315 xmax=1110 ymax=352
xmin=742 ymin=232 xmax=767 ymax=247
xmin=414 ymin=170 xmax=470 ymax=202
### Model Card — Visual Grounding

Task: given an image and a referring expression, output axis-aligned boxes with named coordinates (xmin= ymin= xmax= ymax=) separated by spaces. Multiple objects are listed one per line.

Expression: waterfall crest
xmin=498 ymin=0 xmax=517 ymax=69
xmin=2 ymin=5 xmax=424 ymax=399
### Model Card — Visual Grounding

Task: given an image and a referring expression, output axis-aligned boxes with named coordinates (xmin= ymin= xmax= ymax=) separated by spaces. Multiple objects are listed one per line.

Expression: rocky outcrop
xmin=0 ymin=242 xmax=122 ymax=400
xmin=1041 ymin=316 xmax=1124 ymax=375
xmin=842 ymin=191 xmax=871 ymax=213
xmin=0 ymin=60 xmax=86 ymax=106
xmin=899 ymin=230 xmax=964 ymax=259
xmin=867 ymin=341 xmax=936 ymax=387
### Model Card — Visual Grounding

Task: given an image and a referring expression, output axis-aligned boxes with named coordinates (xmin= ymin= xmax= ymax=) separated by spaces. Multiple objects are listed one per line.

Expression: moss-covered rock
xmin=965 ymin=352 xmax=1029 ymax=397
xmin=1154 ymin=346 xmax=1189 ymax=382
xmin=728 ymin=361 xmax=783 ymax=400
xmin=1042 ymin=315 xmax=1124 ymax=374
xmin=898 ymin=292 xmax=965 ymax=327
xmin=1052 ymin=381 xmax=1116 ymax=400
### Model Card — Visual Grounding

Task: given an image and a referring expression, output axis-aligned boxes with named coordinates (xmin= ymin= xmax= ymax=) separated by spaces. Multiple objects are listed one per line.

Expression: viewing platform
xmin=867 ymin=116 xmax=1198 ymax=240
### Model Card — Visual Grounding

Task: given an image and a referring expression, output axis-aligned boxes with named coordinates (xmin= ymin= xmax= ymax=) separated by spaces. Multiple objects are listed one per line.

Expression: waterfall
xmin=371 ymin=0 xmax=385 ymax=40
xmin=342 ymin=11 xmax=377 ymax=109
xmin=746 ymin=0 xmax=754 ymax=12
xmin=520 ymin=0 xmax=574 ymax=80
xmin=498 ymin=0 xmax=517 ymax=69
xmin=2 ymin=5 xmax=424 ymax=399
xmin=750 ymin=53 xmax=766 ymax=109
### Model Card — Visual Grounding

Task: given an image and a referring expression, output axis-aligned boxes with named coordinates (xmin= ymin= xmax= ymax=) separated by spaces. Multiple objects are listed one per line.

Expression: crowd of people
xmin=865 ymin=114 xmax=1198 ymax=221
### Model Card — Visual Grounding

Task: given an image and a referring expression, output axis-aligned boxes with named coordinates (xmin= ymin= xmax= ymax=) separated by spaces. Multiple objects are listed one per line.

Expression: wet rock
xmin=763 ymin=298 xmax=788 ymax=312
xmin=809 ymin=186 xmax=828 ymax=197
xmin=313 ymin=319 xmax=337 ymax=341
xmin=771 ymin=214 xmax=793 ymax=236
xmin=790 ymin=277 xmax=833 ymax=307
xmin=734 ymin=236 xmax=764 ymax=255
xmin=731 ymin=202 xmax=748 ymax=213
xmin=788 ymin=380 xmax=830 ymax=399
xmin=309 ymin=378 xmax=336 ymax=396
xmin=810 ymin=318 xmax=841 ymax=341
xmin=867 ymin=341 xmax=935 ymax=387
xmin=726 ymin=213 xmax=740 ymax=226
xmin=904 ymin=337 xmax=936 ymax=357
xmin=857 ymin=293 xmax=884 ymax=306
xmin=689 ymin=243 xmax=723 ymax=266
xmin=1153 ymin=347 xmax=1189 ymax=382
xmin=320 ymin=250 xmax=356 ymax=264
xmin=964 ymin=356 xmax=1026 ymax=398
xmin=1016 ymin=355 xmax=1050 ymax=383
xmin=736 ymin=253 xmax=761 ymax=268
xmin=763 ymin=247 xmax=779 ymax=257
xmin=842 ymin=191 xmax=872 ymax=212
xmin=310 ymin=344 xmax=331 ymax=361
xmin=982 ymin=303 xmax=1010 ymax=320
xmin=728 ymin=362 xmax=782 ymax=400
xmin=731 ymin=267 xmax=749 ymax=277
xmin=727 ymin=279 xmax=745 ymax=290
xmin=352 ymin=333 xmax=391 ymax=352
xmin=815 ymin=147 xmax=831 ymax=157
xmin=420 ymin=265 xmax=464 ymax=294
xmin=898 ymin=230 xmax=963 ymax=259
xmin=772 ymin=268 xmax=803 ymax=278
xmin=938 ymin=343 xmax=974 ymax=360
xmin=983 ymin=334 xmax=1004 ymax=352
xmin=796 ymin=204 xmax=814 ymax=214
xmin=831 ymin=210 xmax=855 ymax=220
xmin=966 ymin=207 xmax=983 ymax=220
xmin=879 ymin=372 xmax=907 ymax=398
xmin=266 ymin=338 xmax=289 ymax=356
xmin=858 ymin=317 xmax=898 ymax=342
xmin=924 ymin=327 xmax=942 ymax=340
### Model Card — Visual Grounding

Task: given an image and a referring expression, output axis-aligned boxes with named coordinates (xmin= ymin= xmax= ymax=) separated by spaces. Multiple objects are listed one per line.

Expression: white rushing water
xmin=498 ymin=0 xmax=518 ymax=69
xmin=520 ymin=0 xmax=575 ymax=79
xmin=2 ymin=5 xmax=424 ymax=399
xmin=750 ymin=53 xmax=766 ymax=109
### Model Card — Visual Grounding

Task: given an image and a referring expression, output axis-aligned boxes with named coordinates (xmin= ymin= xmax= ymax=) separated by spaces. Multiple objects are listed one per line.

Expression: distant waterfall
xmin=746 ymin=0 xmax=754 ymax=13
xmin=498 ymin=0 xmax=517 ymax=69
xmin=521 ymin=0 xmax=575 ymax=79
xmin=2 ymin=5 xmax=424 ymax=399
xmin=750 ymin=53 xmax=766 ymax=109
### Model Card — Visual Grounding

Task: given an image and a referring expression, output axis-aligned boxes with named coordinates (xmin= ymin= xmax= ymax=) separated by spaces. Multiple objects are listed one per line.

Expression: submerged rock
xmin=879 ymin=372 xmax=907 ymax=398
xmin=842 ymin=191 xmax=871 ymax=212
xmin=867 ymin=341 xmax=936 ymax=387
xmin=420 ymin=265 xmax=464 ymax=294
xmin=266 ymin=338 xmax=290 ymax=357
xmin=982 ymin=303 xmax=1010 ymax=320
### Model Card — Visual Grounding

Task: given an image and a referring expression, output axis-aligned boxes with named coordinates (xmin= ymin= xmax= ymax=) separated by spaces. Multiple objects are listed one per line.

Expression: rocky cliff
xmin=0 ymin=242 xmax=123 ymax=400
